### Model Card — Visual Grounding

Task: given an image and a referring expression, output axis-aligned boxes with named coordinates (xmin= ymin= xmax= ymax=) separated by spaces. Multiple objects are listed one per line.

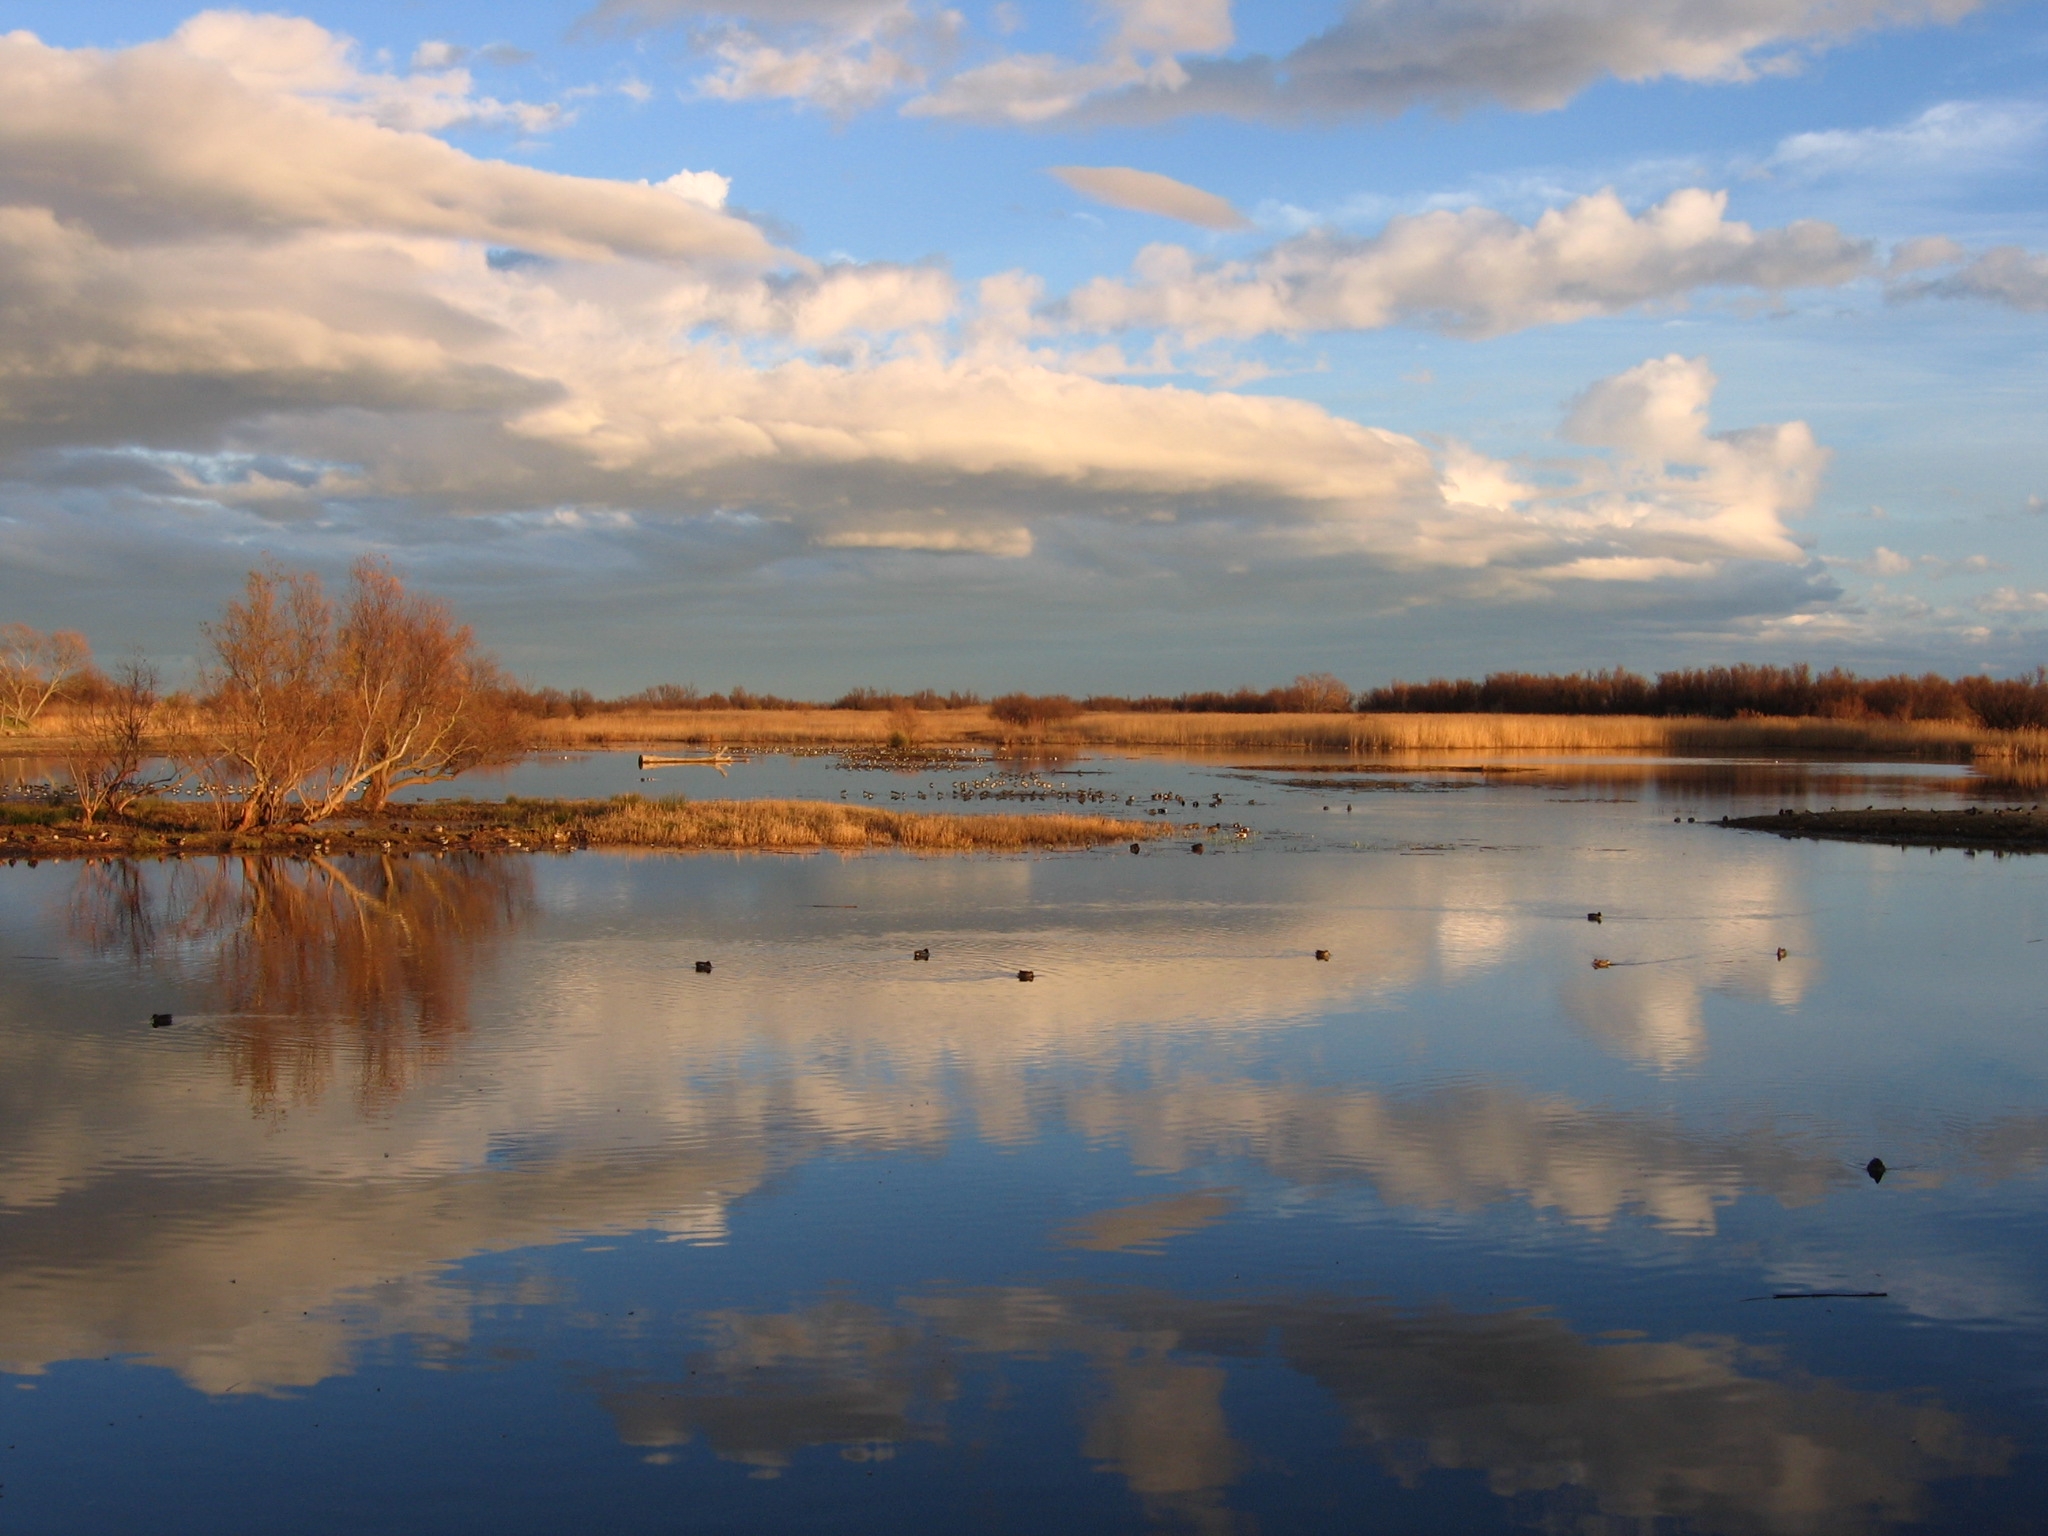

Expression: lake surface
xmin=3 ymin=750 xmax=2045 ymax=1534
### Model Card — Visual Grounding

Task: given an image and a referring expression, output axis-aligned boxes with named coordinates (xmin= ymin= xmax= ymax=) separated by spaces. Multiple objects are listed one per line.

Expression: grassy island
xmin=0 ymin=795 xmax=1177 ymax=860
xmin=1724 ymin=806 xmax=2048 ymax=853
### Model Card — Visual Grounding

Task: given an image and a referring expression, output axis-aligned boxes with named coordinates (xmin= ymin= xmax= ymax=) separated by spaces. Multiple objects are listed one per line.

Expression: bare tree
xmin=200 ymin=561 xmax=527 ymax=827
xmin=1287 ymin=673 xmax=1354 ymax=713
xmin=201 ymin=567 xmax=343 ymax=829
xmin=0 ymin=623 xmax=91 ymax=731
xmin=312 ymin=557 xmax=528 ymax=817
xmin=64 ymin=658 xmax=174 ymax=826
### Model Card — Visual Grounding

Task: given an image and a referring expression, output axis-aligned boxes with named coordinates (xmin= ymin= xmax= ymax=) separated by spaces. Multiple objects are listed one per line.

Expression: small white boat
xmin=638 ymin=750 xmax=745 ymax=770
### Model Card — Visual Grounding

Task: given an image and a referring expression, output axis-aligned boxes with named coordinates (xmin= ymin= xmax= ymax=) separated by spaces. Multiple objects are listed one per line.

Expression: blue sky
xmin=0 ymin=0 xmax=2044 ymax=692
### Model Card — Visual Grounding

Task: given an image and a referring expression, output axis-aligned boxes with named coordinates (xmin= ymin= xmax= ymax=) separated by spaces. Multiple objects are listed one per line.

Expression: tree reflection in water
xmin=69 ymin=853 xmax=531 ymax=1111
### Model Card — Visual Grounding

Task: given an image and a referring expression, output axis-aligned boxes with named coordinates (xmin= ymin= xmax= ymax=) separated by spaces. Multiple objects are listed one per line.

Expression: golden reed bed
xmin=11 ymin=706 xmax=2045 ymax=763
xmin=508 ymin=708 xmax=2048 ymax=762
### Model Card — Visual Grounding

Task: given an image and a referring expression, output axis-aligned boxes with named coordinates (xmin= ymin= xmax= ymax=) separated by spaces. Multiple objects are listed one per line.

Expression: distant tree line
xmin=499 ymin=683 xmax=993 ymax=717
xmin=1079 ymin=674 xmax=1356 ymax=715
xmin=1360 ymin=665 xmax=2048 ymax=729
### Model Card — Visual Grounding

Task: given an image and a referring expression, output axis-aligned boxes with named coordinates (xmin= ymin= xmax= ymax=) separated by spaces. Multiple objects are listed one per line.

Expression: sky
xmin=0 ymin=0 xmax=2044 ymax=694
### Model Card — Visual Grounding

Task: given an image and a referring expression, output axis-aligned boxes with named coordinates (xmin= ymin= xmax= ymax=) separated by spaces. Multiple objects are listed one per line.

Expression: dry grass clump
xmin=574 ymin=797 xmax=1162 ymax=851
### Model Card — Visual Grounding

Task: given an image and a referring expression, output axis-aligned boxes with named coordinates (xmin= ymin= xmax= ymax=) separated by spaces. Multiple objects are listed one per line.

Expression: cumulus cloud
xmin=1062 ymin=189 xmax=1871 ymax=340
xmin=1048 ymin=166 xmax=1248 ymax=230
xmin=656 ymin=169 xmax=733 ymax=210
xmin=172 ymin=10 xmax=561 ymax=133
xmin=1552 ymin=355 xmax=1824 ymax=567
xmin=0 ymin=15 xmax=1841 ymax=655
xmin=909 ymin=0 xmax=1979 ymax=125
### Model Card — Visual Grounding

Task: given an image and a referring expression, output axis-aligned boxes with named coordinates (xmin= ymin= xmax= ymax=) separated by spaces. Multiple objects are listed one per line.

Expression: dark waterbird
xmin=1867 ymin=1157 xmax=1888 ymax=1183
xmin=1129 ymin=843 xmax=1140 ymax=854
xmin=1587 ymin=912 xmax=1602 ymax=923
xmin=1777 ymin=947 xmax=1789 ymax=960
xmin=1314 ymin=950 xmax=1331 ymax=961
xmin=694 ymin=960 xmax=713 ymax=973
xmin=150 ymin=1013 xmax=174 ymax=1029
xmin=913 ymin=948 xmax=930 ymax=961
xmin=1017 ymin=969 xmax=1035 ymax=982
xmin=1191 ymin=842 xmax=1204 ymax=854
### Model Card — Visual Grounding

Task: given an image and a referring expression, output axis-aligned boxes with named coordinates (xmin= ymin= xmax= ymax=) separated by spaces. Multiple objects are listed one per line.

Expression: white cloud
xmin=1544 ymin=354 xmax=1824 ymax=568
xmin=695 ymin=22 xmax=929 ymax=112
xmin=906 ymin=50 xmax=1162 ymax=122
xmin=1771 ymin=99 xmax=2048 ymax=177
xmin=1062 ymin=189 xmax=1871 ymax=340
xmin=411 ymin=40 xmax=467 ymax=71
xmin=1898 ymin=246 xmax=2048 ymax=311
xmin=589 ymin=0 xmax=959 ymax=113
xmin=1103 ymin=0 xmax=1233 ymax=56
xmin=909 ymin=0 xmax=1980 ymax=126
xmin=173 ymin=11 xmax=560 ymax=134
xmin=658 ymin=169 xmax=733 ymax=210
xmin=1976 ymin=588 xmax=2048 ymax=614
xmin=0 ymin=18 xmax=1832 ymax=629
xmin=1888 ymin=236 xmax=1964 ymax=275
xmin=1047 ymin=166 xmax=1248 ymax=230
xmin=585 ymin=0 xmax=907 ymax=24
xmin=0 ymin=23 xmax=778 ymax=264
xmin=820 ymin=525 xmax=1036 ymax=555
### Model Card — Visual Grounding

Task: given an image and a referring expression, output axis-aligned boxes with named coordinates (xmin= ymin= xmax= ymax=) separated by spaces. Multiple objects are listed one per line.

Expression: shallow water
xmin=3 ymin=752 xmax=2045 ymax=1534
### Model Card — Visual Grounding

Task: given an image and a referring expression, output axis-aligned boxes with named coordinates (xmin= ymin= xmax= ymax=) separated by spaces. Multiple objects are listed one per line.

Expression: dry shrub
xmin=886 ymin=703 xmax=922 ymax=748
xmin=989 ymin=693 xmax=1082 ymax=728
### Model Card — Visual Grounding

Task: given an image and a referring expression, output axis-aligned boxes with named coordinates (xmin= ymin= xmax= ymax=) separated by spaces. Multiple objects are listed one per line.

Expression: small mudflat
xmin=1724 ymin=806 xmax=2048 ymax=852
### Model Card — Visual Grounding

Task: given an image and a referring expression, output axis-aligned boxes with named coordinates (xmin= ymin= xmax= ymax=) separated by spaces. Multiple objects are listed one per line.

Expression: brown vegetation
xmin=568 ymin=797 xmax=1170 ymax=851
xmin=1081 ymin=673 xmax=1355 ymax=714
xmin=990 ymin=692 xmax=1084 ymax=727
xmin=64 ymin=659 xmax=171 ymax=826
xmin=0 ymin=623 xmax=91 ymax=731
xmin=198 ymin=559 xmax=528 ymax=827
xmin=1 ymin=793 xmax=1169 ymax=859
xmin=505 ymin=705 xmax=2048 ymax=762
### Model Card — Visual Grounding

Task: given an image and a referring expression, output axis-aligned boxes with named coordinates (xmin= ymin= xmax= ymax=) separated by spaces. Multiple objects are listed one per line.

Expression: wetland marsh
xmin=2 ymin=748 xmax=2044 ymax=1534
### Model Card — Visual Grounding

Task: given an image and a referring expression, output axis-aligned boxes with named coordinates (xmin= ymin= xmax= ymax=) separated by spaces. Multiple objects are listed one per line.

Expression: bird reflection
xmin=69 ymin=853 xmax=531 ymax=1111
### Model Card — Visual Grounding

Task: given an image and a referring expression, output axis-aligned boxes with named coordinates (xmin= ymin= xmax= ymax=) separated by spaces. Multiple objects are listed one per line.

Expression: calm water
xmin=3 ymin=751 xmax=2045 ymax=1534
